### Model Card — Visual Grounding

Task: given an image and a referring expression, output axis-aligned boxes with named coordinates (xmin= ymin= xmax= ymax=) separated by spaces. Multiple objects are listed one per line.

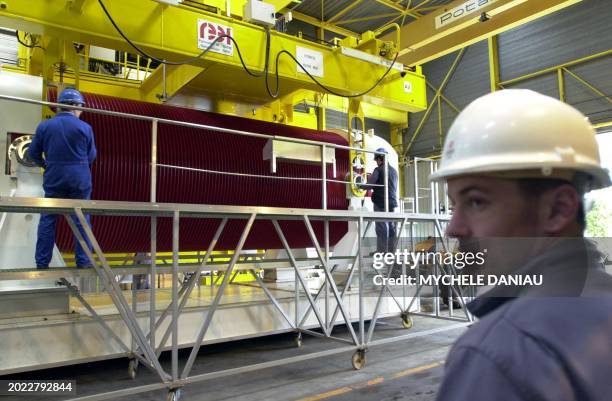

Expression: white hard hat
xmin=430 ymin=89 xmax=611 ymax=190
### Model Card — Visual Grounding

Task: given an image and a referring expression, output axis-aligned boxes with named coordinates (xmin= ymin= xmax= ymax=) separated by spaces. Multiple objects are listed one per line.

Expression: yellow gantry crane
xmin=0 ymin=0 xmax=429 ymax=196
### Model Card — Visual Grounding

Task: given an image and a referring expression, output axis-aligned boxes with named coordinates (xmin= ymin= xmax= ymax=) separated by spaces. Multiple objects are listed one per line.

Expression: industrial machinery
xmin=0 ymin=1 xmax=471 ymax=400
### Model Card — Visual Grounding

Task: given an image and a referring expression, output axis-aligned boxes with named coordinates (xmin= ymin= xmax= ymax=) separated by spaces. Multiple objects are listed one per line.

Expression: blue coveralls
xmin=28 ymin=112 xmax=97 ymax=268
xmin=436 ymin=240 xmax=612 ymax=401
xmin=361 ymin=165 xmax=398 ymax=252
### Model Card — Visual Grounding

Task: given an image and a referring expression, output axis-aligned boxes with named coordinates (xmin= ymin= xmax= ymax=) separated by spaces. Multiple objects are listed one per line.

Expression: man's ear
xmin=541 ymin=184 xmax=581 ymax=235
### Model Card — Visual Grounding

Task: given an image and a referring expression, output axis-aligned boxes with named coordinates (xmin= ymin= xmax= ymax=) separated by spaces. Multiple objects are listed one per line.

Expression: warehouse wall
xmin=406 ymin=0 xmax=612 ymax=158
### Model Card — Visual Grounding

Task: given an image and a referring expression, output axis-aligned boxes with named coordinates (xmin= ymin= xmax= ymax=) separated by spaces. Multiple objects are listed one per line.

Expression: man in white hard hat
xmin=432 ymin=89 xmax=612 ymax=401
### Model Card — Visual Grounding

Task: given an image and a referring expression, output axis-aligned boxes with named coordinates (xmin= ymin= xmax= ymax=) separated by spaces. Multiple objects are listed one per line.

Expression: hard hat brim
xmin=430 ymin=162 xmax=611 ymax=190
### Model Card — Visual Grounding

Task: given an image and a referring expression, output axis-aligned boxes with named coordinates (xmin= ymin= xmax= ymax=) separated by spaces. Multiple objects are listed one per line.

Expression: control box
xmin=244 ymin=0 xmax=276 ymax=27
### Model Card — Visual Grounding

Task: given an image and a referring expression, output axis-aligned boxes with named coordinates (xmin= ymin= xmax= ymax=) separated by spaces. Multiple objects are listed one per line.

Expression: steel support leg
xmin=298 ymin=220 xmax=372 ymax=329
xmin=302 ymin=216 xmax=359 ymax=345
xmin=272 ymin=220 xmax=329 ymax=336
xmin=181 ymin=214 xmax=256 ymax=379
xmin=153 ymin=218 xmax=228 ymax=357
xmin=68 ymin=209 xmax=169 ymax=382
xmin=249 ymin=269 xmax=295 ymax=329
xmin=171 ymin=211 xmax=179 ymax=381
xmin=366 ymin=218 xmax=408 ymax=343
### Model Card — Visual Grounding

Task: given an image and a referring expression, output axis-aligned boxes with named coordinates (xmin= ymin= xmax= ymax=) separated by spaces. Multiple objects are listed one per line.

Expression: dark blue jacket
xmin=436 ymin=240 xmax=612 ymax=401
xmin=362 ymin=165 xmax=398 ymax=209
xmin=28 ymin=112 xmax=96 ymax=195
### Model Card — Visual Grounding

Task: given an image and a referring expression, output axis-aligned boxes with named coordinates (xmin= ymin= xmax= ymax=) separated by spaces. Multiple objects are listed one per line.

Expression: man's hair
xmin=57 ymin=105 xmax=80 ymax=113
xmin=517 ymin=177 xmax=586 ymax=230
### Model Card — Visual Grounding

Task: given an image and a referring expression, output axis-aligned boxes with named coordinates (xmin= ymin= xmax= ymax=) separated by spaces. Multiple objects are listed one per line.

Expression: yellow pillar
xmin=487 ymin=36 xmax=500 ymax=92
xmin=391 ymin=118 xmax=407 ymax=197
xmin=348 ymin=99 xmax=366 ymax=197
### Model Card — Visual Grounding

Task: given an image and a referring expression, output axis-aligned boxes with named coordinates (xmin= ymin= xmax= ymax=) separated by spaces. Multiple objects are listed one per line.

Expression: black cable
xmin=99 ymin=0 xmax=398 ymax=99
xmin=98 ymin=0 xmax=263 ymax=76
xmin=297 ymin=32 xmax=337 ymax=48
xmin=15 ymin=30 xmax=44 ymax=49
xmin=267 ymin=49 xmax=399 ymax=99
xmin=263 ymin=28 xmax=276 ymax=98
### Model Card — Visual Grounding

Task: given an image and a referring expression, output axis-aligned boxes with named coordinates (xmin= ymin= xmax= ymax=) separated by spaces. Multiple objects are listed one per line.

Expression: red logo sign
xmin=197 ymin=20 xmax=234 ymax=56
xmin=199 ymin=22 xmax=232 ymax=46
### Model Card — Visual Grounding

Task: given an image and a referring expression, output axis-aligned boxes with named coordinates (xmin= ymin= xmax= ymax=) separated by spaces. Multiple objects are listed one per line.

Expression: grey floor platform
xmin=1 ymin=315 xmax=466 ymax=401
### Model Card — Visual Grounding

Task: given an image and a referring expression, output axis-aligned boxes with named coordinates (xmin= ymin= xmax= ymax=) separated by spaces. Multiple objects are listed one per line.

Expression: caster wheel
xmin=351 ymin=350 xmax=366 ymax=370
xmin=167 ymin=388 xmax=183 ymax=401
xmin=295 ymin=333 xmax=303 ymax=348
xmin=128 ymin=359 xmax=138 ymax=380
xmin=401 ymin=313 xmax=413 ymax=329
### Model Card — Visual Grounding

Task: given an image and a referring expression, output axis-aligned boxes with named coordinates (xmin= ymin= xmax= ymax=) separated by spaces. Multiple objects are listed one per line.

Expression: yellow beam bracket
xmin=140 ymin=64 xmax=205 ymax=103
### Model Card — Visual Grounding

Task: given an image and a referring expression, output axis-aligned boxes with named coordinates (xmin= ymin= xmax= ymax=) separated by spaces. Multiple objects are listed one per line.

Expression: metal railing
xmin=0 ymin=196 xmax=472 ymax=400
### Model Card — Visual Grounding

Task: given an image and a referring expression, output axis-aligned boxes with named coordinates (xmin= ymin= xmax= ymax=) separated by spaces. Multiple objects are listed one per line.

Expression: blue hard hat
xmin=58 ymin=88 xmax=85 ymax=105
xmin=374 ymin=147 xmax=387 ymax=159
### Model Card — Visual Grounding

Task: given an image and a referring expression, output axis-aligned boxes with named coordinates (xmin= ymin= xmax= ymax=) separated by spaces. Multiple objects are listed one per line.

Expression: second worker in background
xmin=360 ymin=147 xmax=398 ymax=253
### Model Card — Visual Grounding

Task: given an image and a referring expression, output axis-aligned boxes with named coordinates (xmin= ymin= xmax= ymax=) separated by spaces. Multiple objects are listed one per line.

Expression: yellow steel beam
xmin=499 ymin=49 xmax=612 ymax=87
xmin=336 ymin=13 xmax=401 ymax=26
xmin=404 ymin=48 xmax=465 ymax=157
xmin=373 ymin=0 xmax=423 ymax=19
xmin=414 ymin=5 xmax=440 ymax=13
xmin=315 ymin=93 xmax=326 ymax=131
xmin=557 ymin=68 xmax=565 ymax=102
xmin=0 ymin=0 xmax=425 ymax=110
xmin=437 ymin=93 xmax=442 ymax=147
xmin=487 ymin=35 xmax=500 ymax=92
xmin=562 ymin=67 xmax=612 ymax=104
xmin=594 ymin=121 xmax=612 ymax=130
xmin=412 ymin=0 xmax=435 ymax=11
xmin=291 ymin=11 xmax=359 ymax=38
xmin=382 ymin=0 xmax=582 ymax=66
xmin=267 ymin=89 xmax=409 ymax=124
xmin=426 ymin=81 xmax=460 ymax=114
xmin=327 ymin=0 xmax=365 ymax=24
xmin=266 ymin=0 xmax=301 ymax=12
xmin=44 ymin=67 xmax=144 ymax=100
xmin=184 ymin=1 xmax=297 ymax=18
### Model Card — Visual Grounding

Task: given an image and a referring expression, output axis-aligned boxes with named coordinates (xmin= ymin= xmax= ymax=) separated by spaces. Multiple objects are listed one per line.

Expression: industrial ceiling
xmin=292 ymin=0 xmax=456 ymax=35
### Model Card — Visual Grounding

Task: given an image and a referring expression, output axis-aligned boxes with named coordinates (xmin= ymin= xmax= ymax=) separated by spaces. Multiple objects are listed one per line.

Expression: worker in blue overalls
xmin=28 ymin=88 xmax=97 ymax=269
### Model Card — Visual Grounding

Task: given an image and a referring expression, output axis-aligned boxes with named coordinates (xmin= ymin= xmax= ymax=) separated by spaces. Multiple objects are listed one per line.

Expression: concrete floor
xmin=2 ymin=316 xmax=466 ymax=401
